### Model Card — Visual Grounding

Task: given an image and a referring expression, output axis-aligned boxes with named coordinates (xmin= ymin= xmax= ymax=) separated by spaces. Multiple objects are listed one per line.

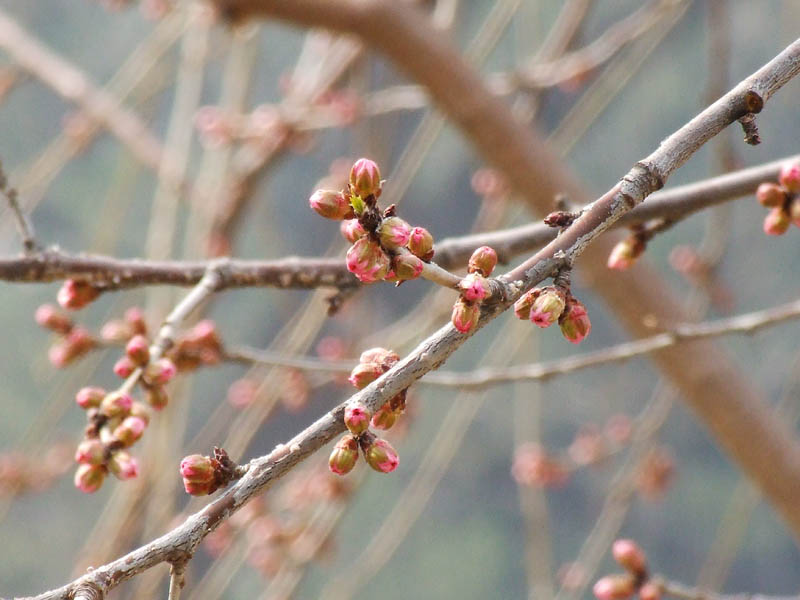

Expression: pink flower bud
xmin=513 ymin=288 xmax=540 ymax=321
xmin=346 ymin=237 xmax=391 ymax=283
xmin=35 ymin=304 xmax=72 ymax=334
xmin=592 ymin=575 xmax=635 ymax=600
xmin=763 ymin=206 xmax=790 ymax=235
xmin=756 ymin=182 xmax=788 ymax=208
xmin=146 ymin=358 xmax=177 ymax=385
xmin=607 ymin=237 xmax=645 ymax=271
xmin=114 ymin=415 xmax=148 ymax=446
xmin=57 ymin=279 xmax=100 ymax=310
xmin=113 ymin=356 xmax=136 ymax=378
xmin=459 ymin=273 xmax=490 ymax=302
xmin=363 ymin=436 xmax=399 ymax=473
xmin=108 ymin=450 xmax=139 ymax=480
xmin=49 ymin=327 xmax=96 ymax=367
xmin=129 ymin=401 xmax=151 ymax=425
xmin=530 ymin=287 xmax=566 ymax=328
xmin=359 ymin=347 xmax=399 ymax=369
xmin=329 ymin=435 xmax=359 ymax=476
xmin=146 ymin=386 xmax=169 ymax=410
xmin=340 ymin=218 xmax=367 ymax=243
xmin=180 ymin=454 xmax=215 ymax=483
xmin=348 ymin=361 xmax=384 ymax=389
xmin=639 ymin=582 xmax=662 ymax=600
xmin=559 ymin=296 xmax=591 ymax=344
xmin=125 ymin=307 xmax=148 ymax=335
xmin=377 ymin=216 xmax=412 ymax=249
xmin=612 ymin=539 xmax=647 ymax=576
xmin=100 ymin=319 xmax=132 ymax=342
xmin=125 ymin=334 xmax=150 ymax=365
xmin=407 ymin=226 xmax=434 ymax=261
xmin=779 ymin=162 xmax=800 ymax=194
xmin=344 ymin=404 xmax=371 ymax=436
xmin=468 ymin=245 xmax=498 ymax=276
xmin=99 ymin=392 xmax=133 ymax=418
xmin=75 ymin=439 xmax=106 ymax=465
xmin=371 ymin=404 xmax=397 ymax=430
xmin=391 ymin=253 xmax=424 ymax=281
xmin=309 ymin=189 xmax=351 ymax=220
xmin=451 ymin=298 xmax=480 ymax=333
xmin=349 ymin=158 xmax=382 ymax=198
xmin=75 ymin=386 xmax=106 ymax=410
xmin=74 ymin=463 xmax=106 ymax=493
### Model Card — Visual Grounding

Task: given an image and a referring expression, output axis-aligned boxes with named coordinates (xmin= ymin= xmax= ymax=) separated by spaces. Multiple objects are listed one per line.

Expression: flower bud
xmin=340 ymin=218 xmax=366 ymax=243
xmin=349 ymin=158 xmax=382 ymax=198
xmin=129 ymin=401 xmax=151 ymax=425
xmin=346 ymin=237 xmax=391 ymax=283
xmin=181 ymin=453 xmax=215 ymax=483
xmin=74 ymin=463 xmax=106 ymax=493
xmin=108 ymin=450 xmax=139 ymax=480
xmin=113 ymin=415 xmax=147 ymax=446
xmin=359 ymin=347 xmax=399 ymax=369
xmin=35 ymin=304 xmax=72 ymax=334
xmin=344 ymin=404 xmax=371 ymax=436
xmin=99 ymin=391 xmax=133 ymax=418
xmin=100 ymin=319 xmax=132 ymax=343
xmin=371 ymin=404 xmax=397 ymax=430
xmin=125 ymin=334 xmax=150 ymax=365
xmin=113 ymin=356 xmax=136 ymax=378
xmin=145 ymin=358 xmax=177 ymax=385
xmin=468 ymin=245 xmax=498 ymax=276
xmin=559 ymin=296 xmax=591 ymax=344
xmin=407 ymin=226 xmax=434 ymax=261
xmin=391 ymin=253 xmax=424 ymax=281
xmin=530 ymin=287 xmax=566 ymax=328
xmin=612 ymin=539 xmax=647 ymax=576
xmin=348 ymin=361 xmax=384 ymax=389
xmin=377 ymin=216 xmax=411 ymax=249
xmin=75 ymin=386 xmax=106 ymax=410
xmin=607 ymin=237 xmax=645 ymax=271
xmin=639 ymin=582 xmax=662 ymax=600
xmin=459 ymin=273 xmax=490 ymax=303
xmin=756 ymin=182 xmax=788 ymax=208
xmin=309 ymin=189 xmax=351 ymax=220
xmin=125 ymin=307 xmax=148 ymax=335
xmin=791 ymin=197 xmax=800 ymax=228
xmin=57 ymin=279 xmax=100 ymax=310
xmin=513 ymin=288 xmax=540 ymax=321
xmin=592 ymin=575 xmax=635 ymax=600
xmin=363 ymin=436 xmax=399 ymax=473
xmin=329 ymin=435 xmax=359 ymax=476
xmin=146 ymin=386 xmax=169 ymax=410
xmin=451 ymin=298 xmax=480 ymax=333
xmin=778 ymin=162 xmax=800 ymax=194
xmin=763 ymin=206 xmax=790 ymax=235
xmin=75 ymin=439 xmax=106 ymax=465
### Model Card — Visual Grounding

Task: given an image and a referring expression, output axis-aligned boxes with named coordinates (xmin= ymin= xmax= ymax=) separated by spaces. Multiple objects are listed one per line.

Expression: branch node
xmin=743 ymin=89 xmax=764 ymax=114
xmin=738 ymin=113 xmax=761 ymax=145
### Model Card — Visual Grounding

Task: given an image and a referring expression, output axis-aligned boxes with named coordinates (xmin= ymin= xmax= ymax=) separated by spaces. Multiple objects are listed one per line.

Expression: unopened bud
xmin=530 ymin=287 xmax=566 ymax=328
xmin=349 ymin=158 xmax=382 ymax=198
xmin=391 ymin=253 xmax=424 ymax=281
xmin=125 ymin=334 xmax=150 ymax=365
xmin=57 ymin=279 xmax=100 ymax=310
xmin=74 ymin=463 xmax=106 ymax=493
xmin=113 ymin=356 xmax=136 ymax=378
xmin=779 ymin=162 xmax=800 ymax=194
xmin=344 ymin=404 xmax=371 ymax=436
xmin=329 ymin=435 xmax=359 ymax=476
xmin=377 ymin=216 xmax=411 ymax=249
xmin=592 ymin=575 xmax=635 ymax=600
xmin=75 ymin=386 xmax=106 ymax=410
xmin=359 ymin=347 xmax=399 ymax=369
xmin=75 ymin=439 xmax=106 ymax=465
xmin=607 ymin=237 xmax=645 ymax=271
xmin=35 ymin=304 xmax=72 ymax=334
xmin=113 ymin=415 xmax=147 ymax=446
xmin=459 ymin=273 xmax=490 ymax=302
xmin=371 ymin=404 xmax=397 ymax=430
xmin=639 ymin=582 xmax=661 ymax=600
xmin=763 ymin=206 xmax=790 ymax=235
xmin=146 ymin=386 xmax=169 ymax=410
xmin=348 ymin=361 xmax=384 ymax=389
xmin=791 ymin=197 xmax=800 ymax=228
xmin=559 ymin=296 xmax=591 ymax=344
xmin=612 ymin=539 xmax=647 ymax=576
xmin=99 ymin=391 xmax=133 ymax=418
xmin=756 ymin=182 xmax=788 ymax=208
xmin=451 ymin=298 xmax=480 ymax=333
xmin=362 ymin=436 xmax=399 ymax=473
xmin=181 ymin=453 xmax=214 ymax=482
xmin=468 ymin=245 xmax=498 ymax=276
xmin=513 ymin=288 xmax=540 ymax=321
xmin=108 ymin=450 xmax=139 ymax=480
xmin=100 ymin=319 xmax=132 ymax=342
xmin=125 ymin=307 xmax=148 ymax=335
xmin=407 ymin=226 xmax=434 ymax=261
xmin=309 ymin=189 xmax=351 ymax=220
xmin=129 ymin=401 xmax=151 ymax=425
xmin=145 ymin=358 xmax=177 ymax=385
xmin=340 ymin=218 xmax=366 ymax=243
xmin=346 ymin=237 xmax=390 ymax=283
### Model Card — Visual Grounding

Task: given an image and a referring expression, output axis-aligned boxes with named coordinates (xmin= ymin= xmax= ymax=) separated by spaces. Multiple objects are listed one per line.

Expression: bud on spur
xmin=57 ymin=279 xmax=100 ymax=310
xmin=407 ymin=226 xmax=434 ymax=261
xmin=359 ymin=347 xmax=399 ymax=369
xmin=75 ymin=439 xmax=106 ymax=465
xmin=346 ymin=237 xmax=391 ymax=283
xmin=606 ymin=237 xmax=645 ymax=271
xmin=344 ymin=404 xmax=371 ymax=436
xmin=362 ymin=435 xmax=399 ymax=473
xmin=371 ymin=403 xmax=397 ymax=430
xmin=113 ymin=356 xmax=136 ymax=379
xmin=108 ymin=450 xmax=139 ymax=480
xmin=377 ymin=216 xmax=411 ymax=249
xmin=75 ymin=386 xmax=106 ymax=410
xmin=468 ymin=245 xmax=498 ymax=276
xmin=458 ymin=273 xmax=490 ymax=303
xmin=180 ymin=454 xmax=217 ymax=495
xmin=35 ymin=304 xmax=72 ymax=334
xmin=592 ymin=575 xmax=635 ymax=600
xmin=391 ymin=253 xmax=424 ymax=281
xmin=451 ymin=298 xmax=480 ymax=333
xmin=513 ymin=288 xmax=540 ymax=321
xmin=779 ymin=162 xmax=800 ymax=194
xmin=763 ymin=206 xmax=790 ymax=236
xmin=349 ymin=158 xmax=382 ymax=198
xmin=756 ymin=182 xmax=788 ymax=208
xmin=99 ymin=391 xmax=134 ymax=418
xmin=348 ymin=361 xmax=384 ymax=390
xmin=329 ymin=435 xmax=359 ymax=476
xmin=559 ymin=296 xmax=591 ymax=344
xmin=114 ymin=415 xmax=148 ymax=446
xmin=125 ymin=334 xmax=150 ymax=365
xmin=340 ymin=218 xmax=366 ymax=243
xmin=309 ymin=189 xmax=351 ymax=220
xmin=74 ymin=463 xmax=106 ymax=493
xmin=612 ymin=539 xmax=647 ymax=577
xmin=530 ymin=287 xmax=566 ymax=328
xmin=146 ymin=386 xmax=169 ymax=411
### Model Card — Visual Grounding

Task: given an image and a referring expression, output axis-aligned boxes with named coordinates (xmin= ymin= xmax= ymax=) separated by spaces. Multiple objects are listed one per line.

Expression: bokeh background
xmin=0 ymin=1 xmax=798 ymax=598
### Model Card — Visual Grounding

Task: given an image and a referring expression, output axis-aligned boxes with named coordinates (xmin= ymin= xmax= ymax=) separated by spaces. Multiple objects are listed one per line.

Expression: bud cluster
xmin=309 ymin=158 xmax=435 ymax=284
xmin=450 ymin=245 xmax=499 ymax=334
xmin=756 ymin=162 xmax=800 ymax=235
xmin=513 ymin=285 xmax=591 ymax=344
xmin=35 ymin=304 xmax=97 ymax=368
xmin=593 ymin=539 xmax=657 ymax=600
xmin=180 ymin=447 xmax=240 ymax=496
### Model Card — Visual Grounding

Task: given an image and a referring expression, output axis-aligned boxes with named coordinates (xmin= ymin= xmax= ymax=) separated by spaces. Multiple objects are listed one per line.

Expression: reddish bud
xmin=145 ymin=358 xmax=177 ymax=385
xmin=559 ymin=296 xmax=591 ymax=344
xmin=459 ymin=273 xmax=490 ymax=302
xmin=100 ymin=319 xmax=132 ymax=342
xmin=363 ymin=436 xmax=399 ymax=473
xmin=391 ymin=253 xmax=424 ymax=281
xmin=377 ymin=216 xmax=411 ymax=249
xmin=99 ymin=392 xmax=133 ymax=418
xmin=329 ymin=435 xmax=359 ymax=476
xmin=756 ymin=182 xmax=788 ymax=208
xmin=359 ymin=347 xmax=399 ymax=369
xmin=346 ymin=237 xmax=391 ymax=283
xmin=124 ymin=307 xmax=148 ymax=335
xmin=74 ymin=463 xmax=105 ymax=493
xmin=639 ymin=582 xmax=662 ymax=600
xmin=309 ymin=189 xmax=351 ymax=220
xmin=125 ymin=334 xmax=150 ymax=365
xmin=113 ymin=416 xmax=147 ymax=446
xmin=451 ymin=298 xmax=480 ymax=333
xmin=146 ymin=386 xmax=169 ymax=410
xmin=344 ymin=404 xmax=371 ymax=436
xmin=340 ymin=218 xmax=366 ymax=243
xmin=778 ymin=162 xmax=800 ymax=194
xmin=48 ymin=327 xmax=95 ymax=367
xmin=57 ymin=279 xmax=100 ymax=310
xmin=763 ymin=206 xmax=790 ymax=235
xmin=407 ymin=226 xmax=434 ymax=261
xmin=592 ymin=575 xmax=635 ymax=600
xmin=74 ymin=439 xmax=106 ymax=465
xmin=75 ymin=386 xmax=106 ymax=410
xmin=468 ymin=245 xmax=498 ymax=276
xmin=612 ymin=539 xmax=648 ymax=576
xmin=370 ymin=404 xmax=397 ymax=430
xmin=607 ymin=237 xmax=645 ymax=271
xmin=181 ymin=454 xmax=215 ymax=483
xmin=108 ymin=450 xmax=139 ymax=480
xmin=530 ymin=287 xmax=566 ymax=328
xmin=513 ymin=288 xmax=540 ymax=321
xmin=113 ymin=356 xmax=136 ymax=378
xmin=348 ymin=361 xmax=384 ymax=389
xmin=349 ymin=158 xmax=382 ymax=198
xmin=35 ymin=304 xmax=72 ymax=334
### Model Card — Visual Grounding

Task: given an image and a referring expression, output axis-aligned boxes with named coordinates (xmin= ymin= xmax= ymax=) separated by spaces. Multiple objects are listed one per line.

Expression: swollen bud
xmin=391 ymin=253 xmax=424 ymax=281
xmin=180 ymin=454 xmax=217 ymax=495
xmin=349 ymin=158 xmax=382 ymax=198
xmin=612 ymin=539 xmax=647 ymax=577
xmin=75 ymin=439 xmax=106 ymax=465
xmin=607 ymin=237 xmax=645 ymax=271
xmin=459 ymin=273 xmax=490 ymax=302
xmin=451 ymin=298 xmax=480 ymax=333
xmin=145 ymin=358 xmax=178 ymax=385
xmin=371 ymin=404 xmax=397 ymax=430
xmin=57 ymin=279 xmax=100 ymax=310
xmin=113 ymin=356 xmax=136 ymax=378
xmin=468 ymin=245 xmax=498 ymax=276
xmin=344 ymin=404 xmax=371 ymax=436
xmin=329 ymin=435 xmax=359 ymax=476
xmin=559 ymin=296 xmax=591 ymax=344
xmin=340 ymin=218 xmax=366 ymax=243
xmin=513 ymin=288 xmax=540 ymax=321
xmin=113 ymin=415 xmax=148 ymax=446
xmin=74 ymin=464 xmax=106 ymax=494
xmin=125 ymin=334 xmax=150 ymax=365
xmin=530 ymin=287 xmax=566 ymax=328
xmin=99 ymin=392 xmax=134 ymax=418
xmin=592 ymin=575 xmax=635 ymax=600
xmin=309 ymin=189 xmax=351 ymax=220
xmin=639 ymin=582 xmax=661 ymax=600
xmin=35 ymin=304 xmax=72 ymax=334
xmin=108 ymin=450 xmax=139 ymax=480
xmin=346 ymin=237 xmax=391 ymax=283
xmin=377 ymin=216 xmax=412 ymax=249
xmin=75 ymin=386 xmax=106 ymax=410
xmin=407 ymin=227 xmax=434 ymax=261
xmin=362 ymin=435 xmax=399 ymax=473
xmin=359 ymin=347 xmax=399 ymax=369
xmin=763 ymin=207 xmax=790 ymax=235
xmin=146 ymin=386 xmax=169 ymax=410
xmin=348 ymin=361 xmax=384 ymax=389
xmin=756 ymin=182 xmax=788 ymax=208
xmin=778 ymin=162 xmax=800 ymax=194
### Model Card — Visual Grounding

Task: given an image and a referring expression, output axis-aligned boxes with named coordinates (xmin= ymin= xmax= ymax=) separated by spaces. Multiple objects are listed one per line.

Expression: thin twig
xmin=0 ymin=161 xmax=37 ymax=253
